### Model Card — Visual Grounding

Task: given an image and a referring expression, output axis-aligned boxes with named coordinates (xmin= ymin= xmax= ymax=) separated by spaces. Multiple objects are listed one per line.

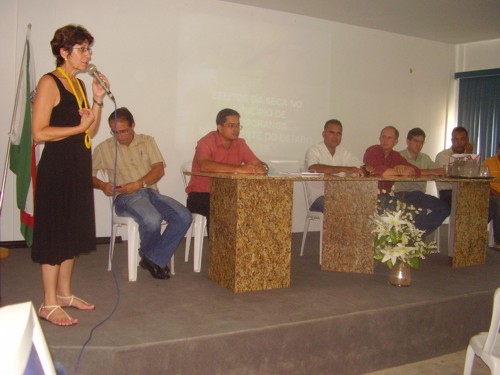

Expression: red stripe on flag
xmin=21 ymin=209 xmax=34 ymax=228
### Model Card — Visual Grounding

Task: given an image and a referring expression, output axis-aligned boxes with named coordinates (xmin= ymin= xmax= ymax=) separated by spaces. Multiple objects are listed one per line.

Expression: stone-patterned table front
xmin=208 ymin=177 xmax=293 ymax=292
xmin=322 ymin=180 xmax=378 ymax=273
xmin=319 ymin=177 xmax=491 ymax=271
xmin=188 ymin=173 xmax=492 ymax=292
xmin=450 ymin=180 xmax=490 ymax=267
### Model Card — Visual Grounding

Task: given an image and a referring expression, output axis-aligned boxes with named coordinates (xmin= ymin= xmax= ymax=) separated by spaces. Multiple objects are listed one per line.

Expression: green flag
xmin=9 ymin=29 xmax=37 ymax=247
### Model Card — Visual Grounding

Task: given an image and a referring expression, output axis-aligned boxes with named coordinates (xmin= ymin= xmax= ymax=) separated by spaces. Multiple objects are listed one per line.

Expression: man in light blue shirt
xmin=395 ymin=128 xmax=450 ymax=236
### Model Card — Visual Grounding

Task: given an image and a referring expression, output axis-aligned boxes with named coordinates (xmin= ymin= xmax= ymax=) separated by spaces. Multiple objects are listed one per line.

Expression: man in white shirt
xmin=435 ymin=126 xmax=470 ymax=206
xmin=304 ymin=119 xmax=369 ymax=212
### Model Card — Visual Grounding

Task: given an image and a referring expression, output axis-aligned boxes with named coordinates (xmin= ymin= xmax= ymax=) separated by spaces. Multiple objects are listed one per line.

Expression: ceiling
xmin=220 ymin=0 xmax=500 ymax=44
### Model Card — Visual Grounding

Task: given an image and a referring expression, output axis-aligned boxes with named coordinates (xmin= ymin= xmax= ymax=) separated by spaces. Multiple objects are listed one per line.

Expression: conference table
xmin=188 ymin=172 xmax=491 ymax=292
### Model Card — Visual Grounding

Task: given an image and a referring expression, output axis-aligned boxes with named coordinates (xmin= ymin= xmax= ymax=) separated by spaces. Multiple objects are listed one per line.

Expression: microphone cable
xmin=74 ymin=102 xmax=121 ymax=375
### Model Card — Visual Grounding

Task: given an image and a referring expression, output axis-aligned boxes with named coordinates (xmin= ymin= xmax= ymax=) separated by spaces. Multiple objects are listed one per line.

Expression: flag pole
xmin=0 ymin=24 xmax=31 ymax=217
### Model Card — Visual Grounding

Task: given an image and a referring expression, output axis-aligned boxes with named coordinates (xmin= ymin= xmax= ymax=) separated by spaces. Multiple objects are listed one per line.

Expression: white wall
xmin=456 ymin=38 xmax=500 ymax=72
xmin=1 ymin=0 xmax=22 ymax=242
xmin=0 ymin=0 xmax=468 ymax=240
xmin=439 ymin=38 xmax=500 ymax=153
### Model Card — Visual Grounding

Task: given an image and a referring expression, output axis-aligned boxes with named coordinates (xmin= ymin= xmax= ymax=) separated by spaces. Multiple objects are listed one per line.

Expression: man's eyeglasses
xmin=72 ymin=46 xmax=92 ymax=54
xmin=110 ymin=128 xmax=130 ymax=136
xmin=222 ymin=124 xmax=243 ymax=130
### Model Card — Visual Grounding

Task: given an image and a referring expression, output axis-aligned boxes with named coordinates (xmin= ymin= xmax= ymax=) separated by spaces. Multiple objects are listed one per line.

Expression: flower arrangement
xmin=371 ymin=191 xmax=438 ymax=269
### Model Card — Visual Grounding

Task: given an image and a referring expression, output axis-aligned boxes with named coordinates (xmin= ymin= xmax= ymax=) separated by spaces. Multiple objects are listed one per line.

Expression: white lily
xmin=379 ymin=210 xmax=405 ymax=230
xmin=372 ymin=190 xmax=439 ymax=269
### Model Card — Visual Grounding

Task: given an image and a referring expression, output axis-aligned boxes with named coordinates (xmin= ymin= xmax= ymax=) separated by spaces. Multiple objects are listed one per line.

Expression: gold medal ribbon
xmin=57 ymin=67 xmax=91 ymax=149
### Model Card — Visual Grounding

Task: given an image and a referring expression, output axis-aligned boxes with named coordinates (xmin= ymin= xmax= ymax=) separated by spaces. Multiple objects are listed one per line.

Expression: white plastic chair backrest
xmin=181 ymin=161 xmax=192 ymax=190
xmin=297 ymin=165 xmax=317 ymax=213
xmin=301 ymin=181 xmax=308 ymax=208
xmin=484 ymin=287 xmax=500 ymax=353
xmin=301 ymin=181 xmax=313 ymax=214
xmin=98 ymin=170 xmax=116 ymax=211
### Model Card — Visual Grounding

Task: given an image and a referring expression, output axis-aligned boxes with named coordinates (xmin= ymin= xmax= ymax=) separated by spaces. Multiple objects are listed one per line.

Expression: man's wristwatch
xmin=141 ymin=178 xmax=147 ymax=188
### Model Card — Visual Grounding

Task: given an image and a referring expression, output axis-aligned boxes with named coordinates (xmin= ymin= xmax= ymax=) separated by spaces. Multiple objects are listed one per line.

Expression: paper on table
xmin=278 ymin=171 xmax=324 ymax=176
xmin=278 ymin=171 xmax=360 ymax=177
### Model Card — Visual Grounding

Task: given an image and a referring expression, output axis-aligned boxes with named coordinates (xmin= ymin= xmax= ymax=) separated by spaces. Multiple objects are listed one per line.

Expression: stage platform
xmin=1 ymin=232 xmax=499 ymax=375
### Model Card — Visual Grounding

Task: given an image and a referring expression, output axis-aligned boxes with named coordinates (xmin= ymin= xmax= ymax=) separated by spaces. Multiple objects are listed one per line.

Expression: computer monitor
xmin=0 ymin=301 xmax=56 ymax=375
xmin=267 ymin=159 xmax=301 ymax=174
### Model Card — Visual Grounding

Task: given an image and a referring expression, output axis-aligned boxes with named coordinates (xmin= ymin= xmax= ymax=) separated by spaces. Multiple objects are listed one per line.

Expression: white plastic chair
xmin=300 ymin=181 xmax=323 ymax=264
xmin=436 ymin=216 xmax=450 ymax=255
xmin=488 ymin=220 xmax=495 ymax=248
xmin=181 ymin=161 xmax=207 ymax=272
xmin=109 ymin=210 xmax=141 ymax=281
xmin=99 ymin=170 xmax=174 ymax=281
xmin=463 ymin=286 xmax=500 ymax=374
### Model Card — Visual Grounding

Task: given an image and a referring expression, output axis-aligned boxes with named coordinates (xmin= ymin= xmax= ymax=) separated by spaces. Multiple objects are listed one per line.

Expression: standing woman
xmin=31 ymin=24 xmax=109 ymax=326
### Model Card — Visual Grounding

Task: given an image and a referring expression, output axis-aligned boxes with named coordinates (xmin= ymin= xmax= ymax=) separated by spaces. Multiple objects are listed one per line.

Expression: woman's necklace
xmin=56 ymin=66 xmax=91 ymax=149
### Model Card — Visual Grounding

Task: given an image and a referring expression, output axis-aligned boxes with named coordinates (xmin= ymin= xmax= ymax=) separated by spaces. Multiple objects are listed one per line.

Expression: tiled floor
xmin=366 ymin=350 xmax=490 ymax=375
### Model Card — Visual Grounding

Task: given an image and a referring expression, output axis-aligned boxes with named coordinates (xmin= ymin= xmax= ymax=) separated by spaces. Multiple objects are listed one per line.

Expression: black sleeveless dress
xmin=31 ymin=73 xmax=96 ymax=265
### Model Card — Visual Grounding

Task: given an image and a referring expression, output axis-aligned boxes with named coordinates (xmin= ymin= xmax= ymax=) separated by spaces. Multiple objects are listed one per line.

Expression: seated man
xmin=92 ymin=107 xmax=192 ymax=280
xmin=394 ymin=128 xmax=450 ymax=237
xmin=435 ymin=126 xmax=470 ymax=207
xmin=483 ymin=142 xmax=500 ymax=249
xmin=363 ymin=126 xmax=421 ymax=192
xmin=304 ymin=119 xmax=368 ymax=212
xmin=364 ymin=126 xmax=441 ymax=237
xmin=186 ymin=108 xmax=268 ymax=225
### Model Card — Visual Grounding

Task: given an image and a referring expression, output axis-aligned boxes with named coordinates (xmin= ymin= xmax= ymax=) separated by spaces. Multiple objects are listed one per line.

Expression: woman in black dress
xmin=32 ymin=24 xmax=110 ymax=326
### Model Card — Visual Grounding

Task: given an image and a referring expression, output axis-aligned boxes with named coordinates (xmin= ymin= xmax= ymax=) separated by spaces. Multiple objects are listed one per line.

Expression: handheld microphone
xmin=87 ymin=64 xmax=115 ymax=102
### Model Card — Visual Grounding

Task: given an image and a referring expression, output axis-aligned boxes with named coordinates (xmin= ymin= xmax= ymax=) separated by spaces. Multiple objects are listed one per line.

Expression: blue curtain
xmin=456 ymin=70 xmax=500 ymax=161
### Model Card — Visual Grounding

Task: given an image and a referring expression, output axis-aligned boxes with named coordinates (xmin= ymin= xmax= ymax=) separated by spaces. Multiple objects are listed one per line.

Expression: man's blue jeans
xmin=310 ymin=196 xmax=324 ymax=213
xmin=311 ymin=191 xmax=450 ymax=236
xmin=396 ymin=191 xmax=451 ymax=236
xmin=114 ymin=189 xmax=192 ymax=268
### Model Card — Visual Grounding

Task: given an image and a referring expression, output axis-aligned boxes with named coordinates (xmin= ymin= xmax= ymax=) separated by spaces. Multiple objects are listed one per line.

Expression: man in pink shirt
xmin=186 ymin=108 xmax=268 ymax=223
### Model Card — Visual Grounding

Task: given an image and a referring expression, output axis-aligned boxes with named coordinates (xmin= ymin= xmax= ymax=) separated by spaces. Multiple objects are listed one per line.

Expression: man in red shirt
xmin=363 ymin=126 xmax=441 ymax=237
xmin=363 ymin=126 xmax=421 ymax=192
xmin=186 ymin=108 xmax=268 ymax=223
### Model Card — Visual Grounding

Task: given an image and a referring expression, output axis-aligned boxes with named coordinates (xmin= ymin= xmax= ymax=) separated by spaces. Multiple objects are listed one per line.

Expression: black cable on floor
xmin=74 ymin=104 xmax=121 ymax=375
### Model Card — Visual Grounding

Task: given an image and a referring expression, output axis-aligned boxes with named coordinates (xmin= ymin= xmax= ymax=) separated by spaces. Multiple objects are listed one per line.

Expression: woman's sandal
xmin=57 ymin=295 xmax=95 ymax=310
xmin=38 ymin=304 xmax=78 ymax=326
